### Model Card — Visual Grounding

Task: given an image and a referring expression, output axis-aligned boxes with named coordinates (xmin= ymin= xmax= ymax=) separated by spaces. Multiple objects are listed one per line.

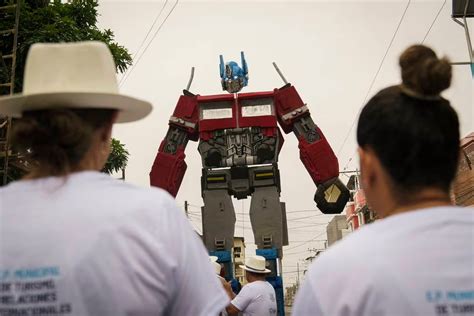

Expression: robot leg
xmin=249 ymin=186 xmax=288 ymax=252
xmin=202 ymin=189 xmax=236 ymax=280
xmin=250 ymin=185 xmax=287 ymax=316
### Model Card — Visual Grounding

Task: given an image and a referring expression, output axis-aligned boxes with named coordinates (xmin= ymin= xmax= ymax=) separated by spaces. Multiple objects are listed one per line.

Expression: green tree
xmin=102 ymin=139 xmax=129 ymax=175
xmin=1 ymin=0 xmax=132 ymax=179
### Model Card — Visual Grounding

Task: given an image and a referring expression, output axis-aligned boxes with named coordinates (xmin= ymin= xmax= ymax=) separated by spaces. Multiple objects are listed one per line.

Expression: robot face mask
xmin=223 ymin=63 xmax=244 ymax=93
xmin=220 ymin=52 xmax=249 ymax=94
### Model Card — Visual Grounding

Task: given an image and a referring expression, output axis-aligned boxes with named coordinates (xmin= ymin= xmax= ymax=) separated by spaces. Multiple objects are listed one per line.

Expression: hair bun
xmin=399 ymin=45 xmax=452 ymax=96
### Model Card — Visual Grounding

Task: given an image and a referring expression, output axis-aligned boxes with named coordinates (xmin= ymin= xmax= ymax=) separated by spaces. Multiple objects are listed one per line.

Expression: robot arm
xmin=274 ymin=84 xmax=350 ymax=214
xmin=150 ymin=91 xmax=199 ymax=197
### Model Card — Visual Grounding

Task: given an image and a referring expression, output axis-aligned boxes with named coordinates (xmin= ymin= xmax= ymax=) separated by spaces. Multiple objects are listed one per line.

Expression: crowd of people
xmin=0 ymin=40 xmax=472 ymax=316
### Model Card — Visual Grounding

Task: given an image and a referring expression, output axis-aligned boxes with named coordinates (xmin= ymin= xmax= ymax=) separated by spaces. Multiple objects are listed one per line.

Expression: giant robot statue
xmin=150 ymin=52 xmax=349 ymax=312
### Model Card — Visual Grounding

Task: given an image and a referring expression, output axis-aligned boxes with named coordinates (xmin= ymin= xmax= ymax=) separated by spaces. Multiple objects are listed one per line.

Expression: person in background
xmin=211 ymin=257 xmax=229 ymax=316
xmin=224 ymin=256 xmax=277 ymax=316
xmin=293 ymin=44 xmax=474 ymax=315
xmin=0 ymin=41 xmax=228 ymax=315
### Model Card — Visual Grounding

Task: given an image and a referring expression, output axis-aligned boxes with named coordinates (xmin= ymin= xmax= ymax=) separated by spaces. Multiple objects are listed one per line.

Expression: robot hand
xmin=314 ymin=177 xmax=350 ymax=214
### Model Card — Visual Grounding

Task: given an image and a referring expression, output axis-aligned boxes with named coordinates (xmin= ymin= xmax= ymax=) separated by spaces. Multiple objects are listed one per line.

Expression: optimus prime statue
xmin=150 ymin=53 xmax=349 ymax=310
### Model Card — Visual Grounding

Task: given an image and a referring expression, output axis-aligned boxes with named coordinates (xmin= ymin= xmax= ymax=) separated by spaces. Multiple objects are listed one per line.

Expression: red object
xmin=274 ymin=85 xmax=308 ymax=134
xmin=345 ymin=202 xmax=359 ymax=230
xmin=149 ymin=94 xmax=198 ymax=196
xmin=298 ymin=128 xmax=339 ymax=184
xmin=150 ymin=84 xmax=340 ymax=195
xmin=150 ymin=144 xmax=187 ymax=197
xmin=171 ymin=94 xmax=200 ymax=140
xmin=354 ymin=189 xmax=367 ymax=211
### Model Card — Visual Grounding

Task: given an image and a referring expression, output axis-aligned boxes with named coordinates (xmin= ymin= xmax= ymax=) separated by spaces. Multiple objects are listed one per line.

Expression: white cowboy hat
xmin=0 ymin=41 xmax=152 ymax=123
xmin=239 ymin=255 xmax=271 ymax=274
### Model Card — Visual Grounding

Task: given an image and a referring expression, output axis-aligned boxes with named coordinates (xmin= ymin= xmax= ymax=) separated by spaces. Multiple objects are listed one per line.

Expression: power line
xmin=284 ymin=231 xmax=327 ymax=251
xmin=284 ymin=249 xmax=315 ymax=256
xmin=120 ymin=0 xmax=180 ymax=87
xmin=288 ymin=222 xmax=328 ymax=228
xmin=200 ymin=220 xmax=328 ymax=231
xmin=119 ymin=0 xmax=169 ymax=84
xmin=287 ymin=213 xmax=329 ymax=221
xmin=422 ymin=0 xmax=446 ymax=44
xmin=340 ymin=0 xmax=447 ymax=172
xmin=337 ymin=0 xmax=412 ymax=161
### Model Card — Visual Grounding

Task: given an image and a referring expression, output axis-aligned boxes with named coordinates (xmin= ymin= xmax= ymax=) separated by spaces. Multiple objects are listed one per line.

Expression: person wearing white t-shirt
xmin=223 ymin=256 xmax=277 ymax=316
xmin=293 ymin=45 xmax=474 ymax=316
xmin=0 ymin=42 xmax=228 ymax=315
xmin=211 ymin=257 xmax=229 ymax=316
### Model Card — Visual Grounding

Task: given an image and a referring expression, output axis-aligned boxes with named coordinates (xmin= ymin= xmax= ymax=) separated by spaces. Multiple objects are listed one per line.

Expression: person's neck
xmin=388 ymin=189 xmax=452 ymax=217
xmin=24 ymin=153 xmax=102 ymax=180
xmin=248 ymin=276 xmax=266 ymax=283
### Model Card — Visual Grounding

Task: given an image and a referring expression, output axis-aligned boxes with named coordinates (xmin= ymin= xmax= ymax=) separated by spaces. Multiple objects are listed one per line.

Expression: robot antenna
xmin=186 ymin=67 xmax=195 ymax=91
xmin=272 ymin=62 xmax=288 ymax=85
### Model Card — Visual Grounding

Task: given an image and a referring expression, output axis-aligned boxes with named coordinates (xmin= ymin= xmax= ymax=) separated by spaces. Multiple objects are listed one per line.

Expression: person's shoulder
xmin=240 ymin=280 xmax=262 ymax=292
xmin=88 ymin=172 xmax=176 ymax=208
xmin=307 ymin=221 xmax=384 ymax=276
xmin=76 ymin=172 xmax=182 ymax=226
xmin=246 ymin=280 xmax=274 ymax=292
xmin=307 ymin=205 xmax=474 ymax=278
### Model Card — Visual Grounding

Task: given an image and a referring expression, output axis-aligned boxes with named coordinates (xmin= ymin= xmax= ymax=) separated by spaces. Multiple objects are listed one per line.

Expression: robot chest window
xmin=199 ymin=98 xmax=275 ymax=122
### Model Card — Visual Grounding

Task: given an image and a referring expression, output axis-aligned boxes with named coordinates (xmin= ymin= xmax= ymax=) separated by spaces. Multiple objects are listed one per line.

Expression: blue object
xmin=230 ymin=278 xmax=242 ymax=294
xmin=471 ymin=63 xmax=474 ymax=78
xmin=256 ymin=248 xmax=278 ymax=260
xmin=219 ymin=51 xmax=249 ymax=93
xmin=257 ymin=249 xmax=285 ymax=316
xmin=210 ymin=250 xmax=234 ymax=280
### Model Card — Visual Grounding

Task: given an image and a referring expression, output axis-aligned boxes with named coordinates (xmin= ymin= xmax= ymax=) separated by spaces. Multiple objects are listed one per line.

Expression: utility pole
xmin=184 ymin=200 xmax=189 ymax=218
xmin=297 ymin=262 xmax=300 ymax=287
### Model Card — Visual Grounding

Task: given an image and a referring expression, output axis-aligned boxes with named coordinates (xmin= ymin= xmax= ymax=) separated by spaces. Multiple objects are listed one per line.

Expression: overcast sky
xmin=97 ymin=0 xmax=473 ymax=286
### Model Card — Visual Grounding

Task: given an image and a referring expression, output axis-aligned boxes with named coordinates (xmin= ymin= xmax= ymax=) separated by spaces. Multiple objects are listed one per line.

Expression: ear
xmin=100 ymin=111 xmax=119 ymax=142
xmin=358 ymin=146 xmax=375 ymax=190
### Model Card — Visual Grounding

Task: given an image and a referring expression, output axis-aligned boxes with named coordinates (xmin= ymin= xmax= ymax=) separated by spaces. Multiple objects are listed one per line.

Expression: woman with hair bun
xmin=293 ymin=44 xmax=473 ymax=315
xmin=0 ymin=42 xmax=228 ymax=315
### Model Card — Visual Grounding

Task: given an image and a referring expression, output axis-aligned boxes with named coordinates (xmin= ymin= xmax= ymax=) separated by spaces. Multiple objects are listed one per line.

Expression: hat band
xmin=245 ymin=265 xmax=266 ymax=272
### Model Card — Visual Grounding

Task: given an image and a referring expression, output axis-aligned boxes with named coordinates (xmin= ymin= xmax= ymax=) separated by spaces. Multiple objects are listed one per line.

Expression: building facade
xmin=232 ymin=236 xmax=246 ymax=285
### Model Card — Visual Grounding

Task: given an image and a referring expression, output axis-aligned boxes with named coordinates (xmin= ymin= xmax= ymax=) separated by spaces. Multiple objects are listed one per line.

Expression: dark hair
xmin=12 ymin=108 xmax=116 ymax=177
xmin=357 ymin=45 xmax=460 ymax=197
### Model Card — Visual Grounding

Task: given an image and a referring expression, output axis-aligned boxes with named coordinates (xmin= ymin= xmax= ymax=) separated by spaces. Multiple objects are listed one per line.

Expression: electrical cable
xmin=337 ymin=0 xmax=412 ymax=168
xmin=119 ymin=0 xmax=169 ymax=84
xmin=422 ymin=0 xmax=447 ymax=44
xmin=120 ymin=0 xmax=179 ymax=87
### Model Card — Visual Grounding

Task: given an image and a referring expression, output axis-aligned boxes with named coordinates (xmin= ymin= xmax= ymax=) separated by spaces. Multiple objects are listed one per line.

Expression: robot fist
xmin=314 ymin=177 xmax=350 ymax=214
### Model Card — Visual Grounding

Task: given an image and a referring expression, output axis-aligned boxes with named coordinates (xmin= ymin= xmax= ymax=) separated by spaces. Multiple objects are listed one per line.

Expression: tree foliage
xmin=102 ymin=138 xmax=129 ymax=175
xmin=0 ymin=0 xmax=132 ymax=92
xmin=0 ymin=0 xmax=133 ymax=177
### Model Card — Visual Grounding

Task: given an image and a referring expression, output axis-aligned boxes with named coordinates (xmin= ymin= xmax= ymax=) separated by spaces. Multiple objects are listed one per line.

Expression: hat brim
xmin=239 ymin=265 xmax=271 ymax=274
xmin=0 ymin=92 xmax=152 ymax=123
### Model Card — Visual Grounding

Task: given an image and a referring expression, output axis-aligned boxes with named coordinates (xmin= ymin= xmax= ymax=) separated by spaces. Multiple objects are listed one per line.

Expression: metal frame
xmin=452 ymin=0 xmax=473 ymax=64
xmin=0 ymin=0 xmax=21 ymax=185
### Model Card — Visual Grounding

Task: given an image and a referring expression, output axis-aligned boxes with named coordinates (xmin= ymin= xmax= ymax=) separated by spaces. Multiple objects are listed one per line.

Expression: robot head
xmin=219 ymin=51 xmax=249 ymax=93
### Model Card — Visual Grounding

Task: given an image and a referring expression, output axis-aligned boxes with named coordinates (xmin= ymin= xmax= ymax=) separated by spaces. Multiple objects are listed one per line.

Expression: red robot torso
xmin=197 ymin=91 xmax=283 ymax=169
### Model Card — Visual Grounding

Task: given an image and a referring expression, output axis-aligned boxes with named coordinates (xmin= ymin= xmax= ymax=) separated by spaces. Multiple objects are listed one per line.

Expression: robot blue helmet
xmin=219 ymin=51 xmax=249 ymax=93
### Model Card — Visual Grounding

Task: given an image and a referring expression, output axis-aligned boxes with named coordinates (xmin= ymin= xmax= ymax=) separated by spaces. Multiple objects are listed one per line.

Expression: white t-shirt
xmin=0 ymin=171 xmax=229 ymax=315
xmin=231 ymin=280 xmax=277 ymax=316
xmin=293 ymin=206 xmax=474 ymax=316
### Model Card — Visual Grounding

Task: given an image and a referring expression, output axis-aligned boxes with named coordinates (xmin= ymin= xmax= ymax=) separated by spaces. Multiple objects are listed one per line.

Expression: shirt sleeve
xmin=231 ymin=284 xmax=253 ymax=312
xmin=292 ymin=277 xmax=324 ymax=316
